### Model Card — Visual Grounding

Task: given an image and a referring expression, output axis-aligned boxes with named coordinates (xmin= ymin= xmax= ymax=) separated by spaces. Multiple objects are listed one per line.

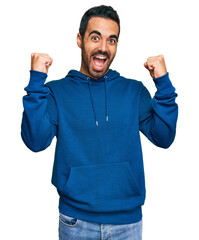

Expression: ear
xmin=77 ymin=33 xmax=82 ymax=48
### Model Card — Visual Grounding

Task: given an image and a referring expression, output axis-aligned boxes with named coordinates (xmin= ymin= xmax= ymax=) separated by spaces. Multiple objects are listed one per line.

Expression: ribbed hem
xmin=153 ymin=72 xmax=168 ymax=81
xmin=24 ymin=70 xmax=48 ymax=91
xmin=58 ymin=197 xmax=143 ymax=225
xmin=153 ymin=72 xmax=176 ymax=95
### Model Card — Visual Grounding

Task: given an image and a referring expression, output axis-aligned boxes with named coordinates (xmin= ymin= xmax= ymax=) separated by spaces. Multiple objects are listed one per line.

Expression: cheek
xmin=109 ymin=47 xmax=117 ymax=59
xmin=83 ymin=42 xmax=97 ymax=54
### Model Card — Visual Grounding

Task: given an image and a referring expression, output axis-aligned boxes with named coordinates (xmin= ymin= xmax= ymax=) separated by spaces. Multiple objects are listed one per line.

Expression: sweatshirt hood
xmin=65 ymin=69 xmax=120 ymax=127
xmin=66 ymin=69 xmax=120 ymax=83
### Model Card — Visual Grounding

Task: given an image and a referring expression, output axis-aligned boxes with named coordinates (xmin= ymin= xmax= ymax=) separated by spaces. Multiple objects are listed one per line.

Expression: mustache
xmin=91 ymin=50 xmax=110 ymax=59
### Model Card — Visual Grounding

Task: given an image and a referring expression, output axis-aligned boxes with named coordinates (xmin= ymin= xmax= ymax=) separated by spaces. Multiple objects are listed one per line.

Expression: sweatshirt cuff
xmin=24 ymin=70 xmax=48 ymax=92
xmin=153 ymin=72 xmax=175 ymax=94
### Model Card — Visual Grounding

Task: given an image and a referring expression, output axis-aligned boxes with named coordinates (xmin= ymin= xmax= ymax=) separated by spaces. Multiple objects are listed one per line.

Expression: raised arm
xmin=139 ymin=55 xmax=178 ymax=148
xmin=21 ymin=53 xmax=58 ymax=152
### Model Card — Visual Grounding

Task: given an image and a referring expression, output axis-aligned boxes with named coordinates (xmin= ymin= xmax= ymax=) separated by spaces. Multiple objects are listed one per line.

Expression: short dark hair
xmin=79 ymin=5 xmax=120 ymax=40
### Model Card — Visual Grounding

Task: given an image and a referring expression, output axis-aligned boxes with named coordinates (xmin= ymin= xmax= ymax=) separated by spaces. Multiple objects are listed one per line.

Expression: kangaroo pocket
xmin=62 ymin=161 xmax=144 ymax=212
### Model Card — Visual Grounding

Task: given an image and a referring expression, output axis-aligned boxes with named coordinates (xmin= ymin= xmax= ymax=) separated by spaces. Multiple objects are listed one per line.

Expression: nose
xmin=98 ymin=39 xmax=108 ymax=53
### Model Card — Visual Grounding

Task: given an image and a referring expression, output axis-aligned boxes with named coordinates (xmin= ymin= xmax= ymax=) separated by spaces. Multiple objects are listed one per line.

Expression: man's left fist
xmin=144 ymin=55 xmax=167 ymax=79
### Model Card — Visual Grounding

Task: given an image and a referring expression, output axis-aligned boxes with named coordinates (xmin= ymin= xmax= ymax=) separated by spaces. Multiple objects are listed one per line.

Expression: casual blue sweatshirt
xmin=21 ymin=69 xmax=178 ymax=224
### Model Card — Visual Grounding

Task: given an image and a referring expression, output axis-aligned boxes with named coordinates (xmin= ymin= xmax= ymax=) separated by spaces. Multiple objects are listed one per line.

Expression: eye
xmin=91 ymin=36 xmax=100 ymax=41
xmin=109 ymin=39 xmax=116 ymax=45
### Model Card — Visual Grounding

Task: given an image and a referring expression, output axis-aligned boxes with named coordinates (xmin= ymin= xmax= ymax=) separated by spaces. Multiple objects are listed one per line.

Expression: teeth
xmin=95 ymin=56 xmax=107 ymax=60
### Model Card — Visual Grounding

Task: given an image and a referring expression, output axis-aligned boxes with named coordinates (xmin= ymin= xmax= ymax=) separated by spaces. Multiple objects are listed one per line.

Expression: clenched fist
xmin=31 ymin=53 xmax=53 ymax=74
xmin=144 ymin=55 xmax=167 ymax=79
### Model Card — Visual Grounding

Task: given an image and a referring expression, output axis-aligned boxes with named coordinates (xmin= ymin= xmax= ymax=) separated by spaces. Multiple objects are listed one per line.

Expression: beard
xmin=81 ymin=43 xmax=115 ymax=79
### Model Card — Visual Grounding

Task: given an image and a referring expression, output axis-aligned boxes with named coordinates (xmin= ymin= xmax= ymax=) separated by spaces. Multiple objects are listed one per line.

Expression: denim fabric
xmin=59 ymin=212 xmax=142 ymax=240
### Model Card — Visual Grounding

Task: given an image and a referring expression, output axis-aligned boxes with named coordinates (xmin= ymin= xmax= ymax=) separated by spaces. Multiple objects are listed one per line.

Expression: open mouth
xmin=92 ymin=55 xmax=108 ymax=71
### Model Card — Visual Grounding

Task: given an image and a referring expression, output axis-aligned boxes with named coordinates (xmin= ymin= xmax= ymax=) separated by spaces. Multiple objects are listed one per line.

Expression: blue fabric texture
xmin=21 ymin=69 xmax=178 ymax=224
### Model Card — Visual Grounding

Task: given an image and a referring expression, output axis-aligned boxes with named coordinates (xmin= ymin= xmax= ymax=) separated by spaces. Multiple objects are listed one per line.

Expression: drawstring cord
xmin=104 ymin=76 xmax=109 ymax=122
xmin=87 ymin=77 xmax=98 ymax=126
xmin=87 ymin=76 xmax=109 ymax=127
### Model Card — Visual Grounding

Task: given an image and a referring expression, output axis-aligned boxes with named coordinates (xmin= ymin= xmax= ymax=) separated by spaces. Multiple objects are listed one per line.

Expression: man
xmin=21 ymin=5 xmax=178 ymax=240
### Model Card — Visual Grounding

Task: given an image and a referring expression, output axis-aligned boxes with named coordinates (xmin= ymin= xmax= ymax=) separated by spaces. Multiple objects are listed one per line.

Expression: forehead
xmin=86 ymin=17 xmax=119 ymax=36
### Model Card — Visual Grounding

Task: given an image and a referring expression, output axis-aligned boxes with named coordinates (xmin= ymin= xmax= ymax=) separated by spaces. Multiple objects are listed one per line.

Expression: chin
xmin=91 ymin=71 xmax=104 ymax=79
xmin=90 ymin=67 xmax=109 ymax=79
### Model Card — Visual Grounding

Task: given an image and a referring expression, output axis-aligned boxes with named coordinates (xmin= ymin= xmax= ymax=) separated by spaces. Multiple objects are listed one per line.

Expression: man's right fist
xmin=31 ymin=53 xmax=53 ymax=74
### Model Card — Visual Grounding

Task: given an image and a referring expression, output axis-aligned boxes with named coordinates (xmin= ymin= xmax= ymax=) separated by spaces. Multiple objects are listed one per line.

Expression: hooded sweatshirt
xmin=21 ymin=69 xmax=178 ymax=224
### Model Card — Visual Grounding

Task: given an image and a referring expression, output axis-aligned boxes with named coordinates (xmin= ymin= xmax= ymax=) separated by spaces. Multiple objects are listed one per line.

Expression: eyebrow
xmin=109 ymin=34 xmax=118 ymax=41
xmin=89 ymin=30 xmax=101 ymax=37
xmin=89 ymin=30 xmax=118 ymax=41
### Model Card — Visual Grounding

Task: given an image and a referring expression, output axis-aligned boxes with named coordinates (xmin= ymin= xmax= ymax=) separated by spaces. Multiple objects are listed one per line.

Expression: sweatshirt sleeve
xmin=139 ymin=72 xmax=178 ymax=148
xmin=21 ymin=70 xmax=58 ymax=152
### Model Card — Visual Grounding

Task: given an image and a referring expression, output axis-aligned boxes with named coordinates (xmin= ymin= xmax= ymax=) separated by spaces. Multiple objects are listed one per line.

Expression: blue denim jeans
xmin=59 ymin=212 xmax=142 ymax=240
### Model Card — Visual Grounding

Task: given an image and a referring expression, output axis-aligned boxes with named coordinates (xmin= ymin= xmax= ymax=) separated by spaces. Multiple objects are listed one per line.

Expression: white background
xmin=1 ymin=0 xmax=199 ymax=239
